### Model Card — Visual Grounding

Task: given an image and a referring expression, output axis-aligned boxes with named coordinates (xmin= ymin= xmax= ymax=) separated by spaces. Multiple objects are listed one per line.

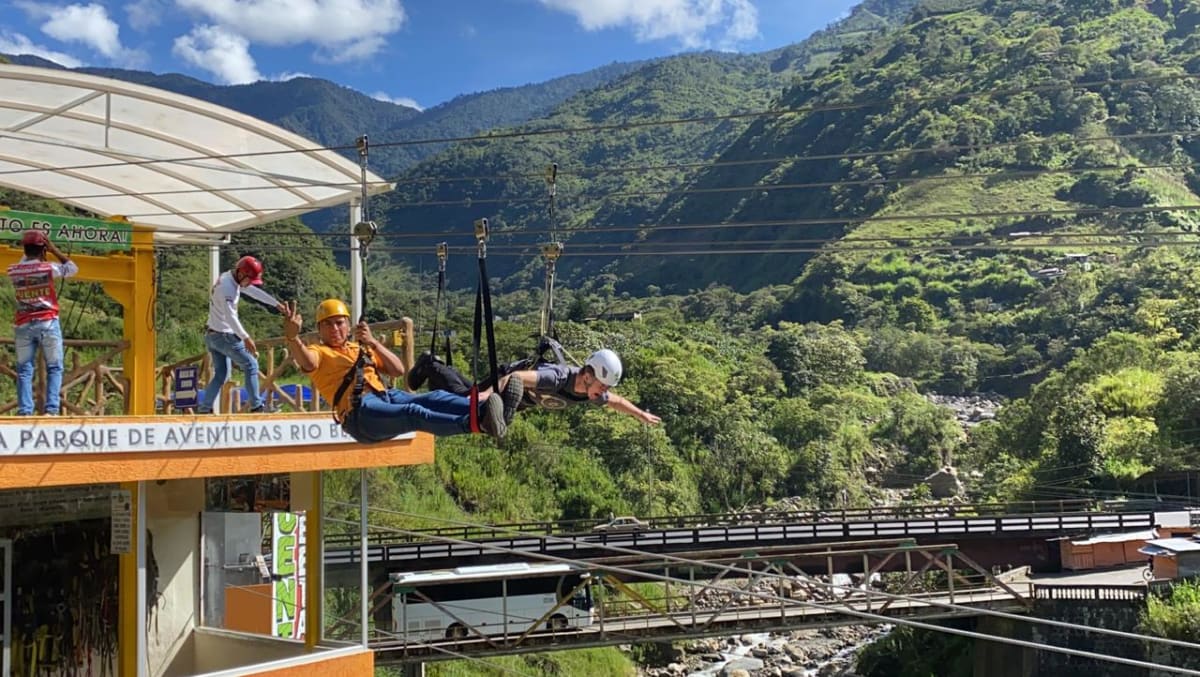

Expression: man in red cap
xmin=196 ymin=255 xmax=285 ymax=414
xmin=6 ymin=230 xmax=78 ymax=415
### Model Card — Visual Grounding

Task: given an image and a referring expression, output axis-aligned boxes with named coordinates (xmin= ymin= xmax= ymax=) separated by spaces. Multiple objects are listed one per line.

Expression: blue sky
xmin=1 ymin=0 xmax=862 ymax=109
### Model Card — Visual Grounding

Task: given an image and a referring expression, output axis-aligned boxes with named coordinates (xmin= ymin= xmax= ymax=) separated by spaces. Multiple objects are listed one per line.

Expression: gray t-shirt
xmin=525 ymin=364 xmax=609 ymax=410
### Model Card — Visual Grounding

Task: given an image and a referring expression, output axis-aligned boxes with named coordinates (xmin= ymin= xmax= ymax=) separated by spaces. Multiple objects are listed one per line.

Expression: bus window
xmin=390 ymin=563 xmax=595 ymax=642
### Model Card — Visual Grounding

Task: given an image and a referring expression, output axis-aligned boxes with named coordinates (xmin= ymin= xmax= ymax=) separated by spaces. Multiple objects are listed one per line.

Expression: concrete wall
xmin=973 ymin=616 xmax=1036 ymax=677
xmin=147 ymin=478 xmax=205 ymax=677
xmin=1029 ymin=599 xmax=1144 ymax=676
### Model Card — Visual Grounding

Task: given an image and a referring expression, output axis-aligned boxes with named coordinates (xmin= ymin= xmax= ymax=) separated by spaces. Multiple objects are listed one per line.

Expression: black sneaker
xmin=249 ymin=402 xmax=278 ymax=414
xmin=478 ymin=393 xmax=506 ymax=441
xmin=500 ymin=376 xmax=523 ymax=426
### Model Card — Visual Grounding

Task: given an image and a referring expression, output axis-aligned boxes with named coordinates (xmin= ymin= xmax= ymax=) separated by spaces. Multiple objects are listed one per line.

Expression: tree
xmin=767 ymin=322 xmax=865 ymax=396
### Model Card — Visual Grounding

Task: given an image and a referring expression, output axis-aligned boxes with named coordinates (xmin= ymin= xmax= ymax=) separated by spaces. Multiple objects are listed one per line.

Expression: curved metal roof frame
xmin=0 ymin=64 xmax=391 ymax=242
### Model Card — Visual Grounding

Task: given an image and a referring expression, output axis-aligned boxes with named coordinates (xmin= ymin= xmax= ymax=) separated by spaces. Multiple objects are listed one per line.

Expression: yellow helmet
xmin=315 ymin=299 xmax=350 ymax=324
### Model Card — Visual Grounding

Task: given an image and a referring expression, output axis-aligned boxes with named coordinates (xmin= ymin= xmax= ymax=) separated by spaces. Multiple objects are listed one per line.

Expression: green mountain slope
xmin=630 ymin=0 xmax=1200 ymax=293
xmin=375 ymin=0 xmax=922 ymax=288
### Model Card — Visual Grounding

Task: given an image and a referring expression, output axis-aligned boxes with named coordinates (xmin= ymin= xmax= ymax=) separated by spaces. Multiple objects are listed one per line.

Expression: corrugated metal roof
xmin=0 ymin=64 xmax=390 ymax=241
xmin=1143 ymin=537 xmax=1200 ymax=553
xmin=1070 ymin=529 xmax=1157 ymax=545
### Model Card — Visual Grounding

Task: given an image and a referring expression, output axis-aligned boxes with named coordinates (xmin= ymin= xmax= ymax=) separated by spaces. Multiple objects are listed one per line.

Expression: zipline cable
xmin=2 ymin=73 xmax=1197 ymax=179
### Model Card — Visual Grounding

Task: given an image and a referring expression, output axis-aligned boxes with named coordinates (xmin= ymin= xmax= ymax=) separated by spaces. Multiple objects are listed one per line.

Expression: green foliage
xmin=1140 ymin=580 xmax=1200 ymax=643
xmin=767 ymin=321 xmax=865 ymax=395
xmin=410 ymin=647 xmax=635 ymax=677
xmin=856 ymin=624 xmax=974 ymax=677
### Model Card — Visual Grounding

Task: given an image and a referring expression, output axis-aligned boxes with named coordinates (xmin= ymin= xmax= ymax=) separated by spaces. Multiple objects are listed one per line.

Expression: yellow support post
xmin=0 ymin=222 xmax=157 ymax=675
xmin=117 ymin=480 xmax=141 ymax=677
xmin=96 ymin=227 xmax=157 ymax=415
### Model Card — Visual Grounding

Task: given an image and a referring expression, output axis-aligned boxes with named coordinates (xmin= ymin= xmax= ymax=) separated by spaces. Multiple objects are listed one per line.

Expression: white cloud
xmin=538 ymin=0 xmax=758 ymax=48
xmin=175 ymin=0 xmax=405 ymax=61
xmin=172 ymin=25 xmax=261 ymax=84
xmin=273 ymin=71 xmax=313 ymax=81
xmin=16 ymin=1 xmax=128 ymax=59
xmin=124 ymin=0 xmax=168 ymax=31
xmin=371 ymin=91 xmax=422 ymax=111
xmin=0 ymin=30 xmax=83 ymax=66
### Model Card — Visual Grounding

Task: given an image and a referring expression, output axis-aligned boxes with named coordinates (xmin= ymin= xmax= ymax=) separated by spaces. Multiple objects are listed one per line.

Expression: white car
xmin=592 ymin=516 xmax=649 ymax=533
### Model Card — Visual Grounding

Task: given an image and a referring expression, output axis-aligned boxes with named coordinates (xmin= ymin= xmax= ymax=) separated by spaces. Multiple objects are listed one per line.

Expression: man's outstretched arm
xmin=606 ymin=393 xmax=661 ymax=425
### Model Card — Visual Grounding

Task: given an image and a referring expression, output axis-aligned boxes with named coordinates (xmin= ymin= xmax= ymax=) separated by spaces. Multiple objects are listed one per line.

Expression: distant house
xmin=1059 ymin=529 xmax=1157 ymax=570
xmin=1031 ymin=266 xmax=1067 ymax=280
xmin=1139 ymin=538 xmax=1200 ymax=579
xmin=1063 ymin=253 xmax=1092 ymax=271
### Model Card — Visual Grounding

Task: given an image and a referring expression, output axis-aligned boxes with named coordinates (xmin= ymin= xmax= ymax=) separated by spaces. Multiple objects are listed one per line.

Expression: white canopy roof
xmin=0 ymin=64 xmax=390 ymax=241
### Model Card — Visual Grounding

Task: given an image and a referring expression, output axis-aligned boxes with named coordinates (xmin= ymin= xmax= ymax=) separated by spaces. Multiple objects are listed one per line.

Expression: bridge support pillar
xmin=973 ymin=616 xmax=1035 ymax=677
xmin=398 ymin=662 xmax=425 ymax=677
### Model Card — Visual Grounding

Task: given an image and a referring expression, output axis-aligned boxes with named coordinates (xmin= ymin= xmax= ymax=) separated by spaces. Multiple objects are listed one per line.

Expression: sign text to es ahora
xmin=0 ymin=209 xmax=132 ymax=252
xmin=0 ymin=418 xmax=414 ymax=455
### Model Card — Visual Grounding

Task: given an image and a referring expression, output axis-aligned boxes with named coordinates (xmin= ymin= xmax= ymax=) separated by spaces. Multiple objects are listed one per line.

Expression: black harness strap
xmin=332 ymin=343 xmax=374 ymax=422
xmin=468 ymin=218 xmax=500 ymax=431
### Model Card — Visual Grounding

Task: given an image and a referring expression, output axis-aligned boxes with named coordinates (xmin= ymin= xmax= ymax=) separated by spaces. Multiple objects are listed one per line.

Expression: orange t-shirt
xmin=306 ymin=342 xmax=386 ymax=416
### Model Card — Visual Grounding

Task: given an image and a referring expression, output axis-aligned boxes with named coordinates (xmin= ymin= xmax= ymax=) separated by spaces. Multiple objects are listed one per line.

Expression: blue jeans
xmin=14 ymin=319 xmax=63 ymax=415
xmin=199 ymin=332 xmax=262 ymax=412
xmin=344 ymin=389 xmax=476 ymax=442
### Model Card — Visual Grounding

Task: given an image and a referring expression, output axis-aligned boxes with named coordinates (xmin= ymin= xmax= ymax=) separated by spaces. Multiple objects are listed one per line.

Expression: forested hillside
xmin=373 ymin=0 xmax=922 ymax=286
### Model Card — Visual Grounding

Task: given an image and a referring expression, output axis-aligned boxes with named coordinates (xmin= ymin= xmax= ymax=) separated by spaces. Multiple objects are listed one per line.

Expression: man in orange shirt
xmin=282 ymin=299 xmax=509 ymax=443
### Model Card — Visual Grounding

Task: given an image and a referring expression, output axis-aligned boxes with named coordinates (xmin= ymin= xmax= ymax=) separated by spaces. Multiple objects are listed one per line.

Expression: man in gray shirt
xmin=409 ymin=348 xmax=660 ymax=426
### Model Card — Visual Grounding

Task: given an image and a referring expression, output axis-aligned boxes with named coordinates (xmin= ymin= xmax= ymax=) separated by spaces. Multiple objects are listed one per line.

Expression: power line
xmin=121 ymin=203 xmax=1200 ymax=236
xmin=30 ymin=135 xmax=1196 ymax=209
xmin=1 ymin=73 xmax=1196 ymax=180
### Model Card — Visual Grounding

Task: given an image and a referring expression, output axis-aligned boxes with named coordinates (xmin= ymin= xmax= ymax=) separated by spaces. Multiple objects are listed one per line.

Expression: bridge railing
xmin=1033 ymin=582 xmax=1172 ymax=601
xmin=323 ymin=507 xmax=1153 ymax=556
xmin=322 ymin=499 xmax=1102 ymax=548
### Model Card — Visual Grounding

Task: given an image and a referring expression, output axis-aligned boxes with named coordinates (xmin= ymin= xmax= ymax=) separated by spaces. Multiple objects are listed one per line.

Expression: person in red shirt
xmin=6 ymin=230 xmax=78 ymax=415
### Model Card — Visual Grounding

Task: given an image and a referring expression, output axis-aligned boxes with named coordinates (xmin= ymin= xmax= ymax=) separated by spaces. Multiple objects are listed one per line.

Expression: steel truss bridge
xmin=367 ymin=539 xmax=1033 ymax=664
xmin=322 ymin=504 xmax=1157 ymax=580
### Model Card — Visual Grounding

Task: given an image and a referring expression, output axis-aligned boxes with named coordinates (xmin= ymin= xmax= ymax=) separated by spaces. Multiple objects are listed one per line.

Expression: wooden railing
xmin=158 ymin=318 xmax=414 ymax=415
xmin=0 ymin=318 xmax=413 ymax=417
xmin=0 ymin=338 xmax=129 ymax=415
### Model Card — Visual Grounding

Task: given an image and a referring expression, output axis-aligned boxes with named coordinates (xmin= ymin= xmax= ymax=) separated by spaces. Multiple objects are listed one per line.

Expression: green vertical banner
xmin=0 ymin=209 xmax=133 ymax=252
xmin=271 ymin=510 xmax=307 ymax=640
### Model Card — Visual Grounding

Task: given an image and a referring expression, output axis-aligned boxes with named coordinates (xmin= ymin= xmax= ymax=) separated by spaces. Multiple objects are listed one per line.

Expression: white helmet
xmin=585 ymin=349 xmax=623 ymax=387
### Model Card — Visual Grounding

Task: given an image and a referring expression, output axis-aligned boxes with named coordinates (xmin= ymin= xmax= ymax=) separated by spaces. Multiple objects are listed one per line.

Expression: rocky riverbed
xmin=637 ymin=625 xmax=889 ymax=677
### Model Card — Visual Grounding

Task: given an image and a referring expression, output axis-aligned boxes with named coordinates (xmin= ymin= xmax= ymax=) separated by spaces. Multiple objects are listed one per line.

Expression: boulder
xmin=924 ymin=465 xmax=964 ymax=498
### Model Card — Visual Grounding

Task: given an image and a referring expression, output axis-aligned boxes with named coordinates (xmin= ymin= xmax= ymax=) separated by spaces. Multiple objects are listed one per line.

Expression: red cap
xmin=235 ymin=255 xmax=264 ymax=286
xmin=21 ymin=230 xmax=48 ymax=247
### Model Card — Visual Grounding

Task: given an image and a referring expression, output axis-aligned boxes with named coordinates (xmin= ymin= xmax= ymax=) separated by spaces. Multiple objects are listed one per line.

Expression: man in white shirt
xmin=6 ymin=230 xmax=79 ymax=415
xmin=197 ymin=255 xmax=285 ymax=414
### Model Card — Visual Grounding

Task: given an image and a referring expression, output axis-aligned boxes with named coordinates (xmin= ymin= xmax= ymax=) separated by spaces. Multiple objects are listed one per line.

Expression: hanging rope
xmin=352 ymin=134 xmax=378 ymax=321
xmin=538 ymin=241 xmax=563 ymax=340
xmin=530 ymin=161 xmax=573 ymax=367
xmin=429 ymin=242 xmax=452 ymax=365
xmin=332 ymin=134 xmax=379 ymax=426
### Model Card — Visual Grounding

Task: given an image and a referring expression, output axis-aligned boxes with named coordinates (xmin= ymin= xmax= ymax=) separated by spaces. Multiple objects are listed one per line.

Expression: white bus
xmin=390 ymin=562 xmax=594 ymax=641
